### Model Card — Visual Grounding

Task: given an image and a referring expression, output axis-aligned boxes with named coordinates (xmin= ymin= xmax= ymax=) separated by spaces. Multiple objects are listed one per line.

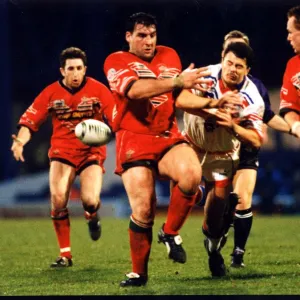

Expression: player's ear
xmin=246 ymin=67 xmax=251 ymax=75
xmin=60 ymin=67 xmax=65 ymax=77
xmin=125 ymin=31 xmax=132 ymax=43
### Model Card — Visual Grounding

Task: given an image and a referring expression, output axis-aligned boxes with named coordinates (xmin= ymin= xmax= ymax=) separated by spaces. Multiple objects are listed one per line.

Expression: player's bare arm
xmin=11 ymin=126 xmax=32 ymax=162
xmin=175 ymin=89 xmax=242 ymax=115
xmin=215 ymin=110 xmax=262 ymax=148
xmin=283 ymin=111 xmax=300 ymax=138
xmin=126 ymin=64 xmax=210 ymax=100
xmin=267 ymin=114 xmax=291 ymax=133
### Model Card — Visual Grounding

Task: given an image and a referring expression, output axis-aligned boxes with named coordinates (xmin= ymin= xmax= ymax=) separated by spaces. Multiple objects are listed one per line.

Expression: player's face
xmin=126 ymin=23 xmax=157 ymax=61
xmin=287 ymin=16 xmax=300 ymax=54
xmin=221 ymin=51 xmax=250 ymax=88
xmin=60 ymin=58 xmax=87 ymax=89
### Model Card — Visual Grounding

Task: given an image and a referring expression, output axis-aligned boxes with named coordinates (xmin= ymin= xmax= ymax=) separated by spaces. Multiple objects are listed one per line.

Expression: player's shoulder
xmin=86 ymin=76 xmax=103 ymax=86
xmin=105 ymin=51 xmax=130 ymax=62
xmin=207 ymin=63 xmax=221 ymax=78
xmin=42 ymin=80 xmax=61 ymax=93
xmin=86 ymin=77 xmax=110 ymax=91
xmin=247 ymin=74 xmax=266 ymax=90
xmin=287 ymin=54 xmax=300 ymax=65
xmin=285 ymin=55 xmax=300 ymax=70
xmin=156 ymin=45 xmax=178 ymax=56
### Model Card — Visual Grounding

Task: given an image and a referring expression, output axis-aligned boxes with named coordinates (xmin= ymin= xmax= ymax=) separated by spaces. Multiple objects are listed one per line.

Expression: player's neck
xmin=221 ymin=77 xmax=236 ymax=91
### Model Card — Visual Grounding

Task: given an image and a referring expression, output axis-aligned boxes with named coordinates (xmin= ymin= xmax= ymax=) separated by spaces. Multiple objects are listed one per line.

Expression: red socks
xmin=51 ymin=208 xmax=71 ymax=259
xmin=129 ymin=216 xmax=152 ymax=276
xmin=164 ymin=184 xmax=198 ymax=235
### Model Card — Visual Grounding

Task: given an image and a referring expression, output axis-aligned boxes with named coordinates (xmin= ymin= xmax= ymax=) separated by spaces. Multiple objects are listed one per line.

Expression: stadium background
xmin=1 ymin=0 xmax=300 ymax=217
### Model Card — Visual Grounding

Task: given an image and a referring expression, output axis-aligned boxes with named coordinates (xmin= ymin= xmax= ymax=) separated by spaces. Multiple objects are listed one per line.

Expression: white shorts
xmin=198 ymin=151 xmax=239 ymax=187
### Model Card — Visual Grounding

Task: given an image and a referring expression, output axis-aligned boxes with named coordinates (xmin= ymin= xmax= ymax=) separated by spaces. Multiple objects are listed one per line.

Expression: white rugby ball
xmin=75 ymin=119 xmax=112 ymax=146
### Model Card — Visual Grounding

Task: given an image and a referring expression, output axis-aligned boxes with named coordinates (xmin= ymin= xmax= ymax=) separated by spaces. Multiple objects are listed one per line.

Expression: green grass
xmin=0 ymin=214 xmax=300 ymax=295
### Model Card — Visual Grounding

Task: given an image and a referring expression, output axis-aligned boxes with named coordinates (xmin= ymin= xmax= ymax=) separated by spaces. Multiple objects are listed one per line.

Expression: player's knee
xmin=81 ymin=191 xmax=100 ymax=207
xmin=177 ymin=164 xmax=202 ymax=193
xmin=132 ymin=203 xmax=154 ymax=224
xmin=51 ymin=191 xmax=68 ymax=209
xmin=82 ymin=201 xmax=100 ymax=214
xmin=236 ymin=191 xmax=252 ymax=208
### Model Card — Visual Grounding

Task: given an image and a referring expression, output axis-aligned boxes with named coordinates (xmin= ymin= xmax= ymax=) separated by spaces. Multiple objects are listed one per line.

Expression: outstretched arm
xmin=11 ymin=126 xmax=32 ymax=162
xmin=267 ymin=114 xmax=291 ymax=133
xmin=127 ymin=65 xmax=211 ymax=100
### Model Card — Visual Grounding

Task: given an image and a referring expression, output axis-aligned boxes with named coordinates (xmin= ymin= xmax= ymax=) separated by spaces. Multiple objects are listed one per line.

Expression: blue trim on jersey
xmin=240 ymin=91 xmax=254 ymax=104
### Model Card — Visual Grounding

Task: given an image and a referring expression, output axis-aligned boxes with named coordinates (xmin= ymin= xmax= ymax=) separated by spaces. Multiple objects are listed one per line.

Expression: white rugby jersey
xmin=183 ymin=63 xmax=265 ymax=153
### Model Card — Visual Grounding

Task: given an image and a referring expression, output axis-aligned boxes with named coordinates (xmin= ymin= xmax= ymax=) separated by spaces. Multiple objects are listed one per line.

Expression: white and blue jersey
xmin=183 ymin=63 xmax=265 ymax=154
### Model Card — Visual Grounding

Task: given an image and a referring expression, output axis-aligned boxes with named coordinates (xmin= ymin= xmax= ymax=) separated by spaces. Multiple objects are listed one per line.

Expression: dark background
xmin=1 ymin=0 xmax=300 ymax=209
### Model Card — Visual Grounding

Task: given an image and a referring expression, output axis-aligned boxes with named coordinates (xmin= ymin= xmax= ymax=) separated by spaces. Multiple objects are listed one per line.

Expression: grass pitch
xmin=0 ymin=214 xmax=300 ymax=295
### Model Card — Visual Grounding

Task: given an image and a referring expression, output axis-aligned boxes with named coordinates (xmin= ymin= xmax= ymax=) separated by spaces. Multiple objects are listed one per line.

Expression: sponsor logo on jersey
xmin=52 ymin=99 xmax=69 ymax=110
xmin=27 ymin=104 xmax=38 ymax=115
xmin=126 ymin=149 xmax=135 ymax=160
xmin=77 ymin=97 xmax=100 ymax=111
xmin=291 ymin=72 xmax=300 ymax=90
xmin=57 ymin=110 xmax=94 ymax=120
xmin=281 ymin=87 xmax=288 ymax=95
xmin=150 ymin=95 xmax=168 ymax=108
xmin=129 ymin=62 xmax=156 ymax=78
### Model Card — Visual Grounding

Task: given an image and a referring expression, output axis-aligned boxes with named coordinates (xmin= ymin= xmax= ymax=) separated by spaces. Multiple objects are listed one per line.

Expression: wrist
xmin=13 ymin=136 xmax=25 ymax=146
xmin=232 ymin=124 xmax=239 ymax=138
xmin=173 ymin=74 xmax=184 ymax=89
xmin=291 ymin=121 xmax=300 ymax=135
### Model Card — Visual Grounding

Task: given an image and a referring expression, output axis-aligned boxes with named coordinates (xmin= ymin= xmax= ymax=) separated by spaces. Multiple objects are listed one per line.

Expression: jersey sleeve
xmin=279 ymin=59 xmax=300 ymax=117
xmin=239 ymin=88 xmax=265 ymax=141
xmin=103 ymin=53 xmax=139 ymax=98
xmin=257 ymin=80 xmax=275 ymax=123
xmin=18 ymin=88 xmax=50 ymax=132
xmin=240 ymin=102 xmax=264 ymax=141
xmin=249 ymin=75 xmax=275 ymax=124
xmin=97 ymin=83 xmax=115 ymax=127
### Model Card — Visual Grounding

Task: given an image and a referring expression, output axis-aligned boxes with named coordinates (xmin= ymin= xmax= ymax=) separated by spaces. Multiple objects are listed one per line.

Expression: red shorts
xmin=48 ymin=146 xmax=106 ymax=175
xmin=115 ymin=129 xmax=186 ymax=175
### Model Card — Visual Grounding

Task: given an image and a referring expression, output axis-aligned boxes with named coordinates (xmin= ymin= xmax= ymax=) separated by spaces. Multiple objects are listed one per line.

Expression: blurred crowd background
xmin=1 ymin=0 xmax=300 ymax=216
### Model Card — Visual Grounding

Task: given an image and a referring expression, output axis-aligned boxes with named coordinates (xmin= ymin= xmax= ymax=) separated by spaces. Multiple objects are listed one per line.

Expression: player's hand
xmin=218 ymin=91 xmax=243 ymax=107
xmin=178 ymin=63 xmax=212 ymax=90
xmin=11 ymin=134 xmax=25 ymax=162
xmin=215 ymin=109 xmax=235 ymax=128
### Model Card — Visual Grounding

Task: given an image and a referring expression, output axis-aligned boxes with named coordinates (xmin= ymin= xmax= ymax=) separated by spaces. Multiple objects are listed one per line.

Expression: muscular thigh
xmin=233 ymin=169 xmax=257 ymax=209
xmin=49 ymin=161 xmax=76 ymax=205
xmin=80 ymin=164 xmax=103 ymax=201
xmin=121 ymin=166 xmax=156 ymax=222
xmin=158 ymin=143 xmax=201 ymax=182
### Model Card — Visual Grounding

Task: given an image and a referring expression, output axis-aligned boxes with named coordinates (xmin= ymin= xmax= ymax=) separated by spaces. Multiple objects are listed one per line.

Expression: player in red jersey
xmin=104 ymin=12 xmax=241 ymax=287
xmin=280 ymin=6 xmax=300 ymax=137
xmin=11 ymin=47 xmax=114 ymax=267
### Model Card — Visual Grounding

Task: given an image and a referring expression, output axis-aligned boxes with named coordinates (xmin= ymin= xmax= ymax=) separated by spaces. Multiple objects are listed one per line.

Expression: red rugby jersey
xmin=280 ymin=55 xmax=300 ymax=114
xmin=18 ymin=77 xmax=114 ymax=150
xmin=104 ymin=46 xmax=182 ymax=134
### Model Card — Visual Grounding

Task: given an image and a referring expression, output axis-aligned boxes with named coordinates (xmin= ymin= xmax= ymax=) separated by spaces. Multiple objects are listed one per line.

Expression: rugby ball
xmin=75 ymin=119 xmax=112 ymax=146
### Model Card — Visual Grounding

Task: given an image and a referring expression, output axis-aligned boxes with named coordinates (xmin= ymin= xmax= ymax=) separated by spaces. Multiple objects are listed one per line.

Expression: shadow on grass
xmin=160 ymin=268 xmax=300 ymax=283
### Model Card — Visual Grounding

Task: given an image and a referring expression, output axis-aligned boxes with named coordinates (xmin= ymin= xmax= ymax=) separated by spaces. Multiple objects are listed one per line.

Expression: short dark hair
xmin=223 ymin=42 xmax=254 ymax=68
xmin=59 ymin=47 xmax=87 ymax=68
xmin=288 ymin=5 xmax=300 ymax=30
xmin=223 ymin=30 xmax=250 ymax=48
xmin=126 ymin=12 xmax=157 ymax=33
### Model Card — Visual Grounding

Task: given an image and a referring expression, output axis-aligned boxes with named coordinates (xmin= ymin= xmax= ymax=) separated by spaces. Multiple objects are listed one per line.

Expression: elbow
xmin=249 ymin=137 xmax=262 ymax=148
xmin=126 ymin=90 xmax=141 ymax=100
xmin=175 ymin=99 xmax=185 ymax=109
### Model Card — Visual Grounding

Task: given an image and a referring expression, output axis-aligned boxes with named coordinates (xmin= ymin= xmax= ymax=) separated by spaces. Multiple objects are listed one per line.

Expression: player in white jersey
xmin=178 ymin=42 xmax=265 ymax=277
